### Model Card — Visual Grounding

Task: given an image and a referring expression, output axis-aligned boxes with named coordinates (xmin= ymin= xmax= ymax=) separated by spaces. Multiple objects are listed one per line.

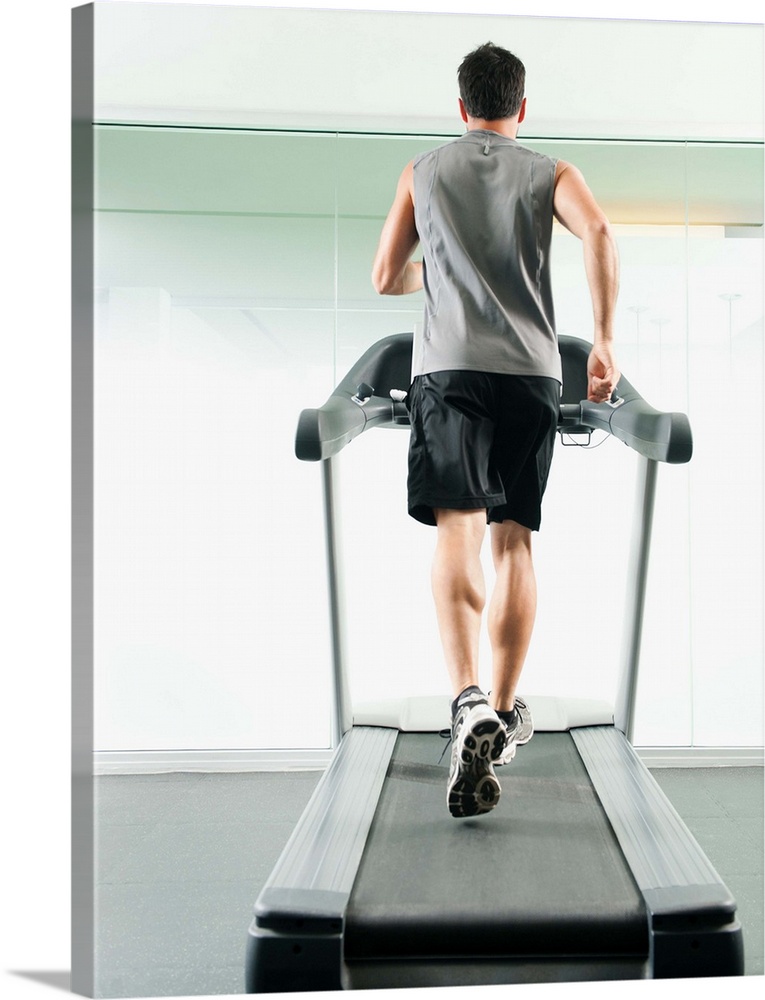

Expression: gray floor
xmin=92 ymin=764 xmax=764 ymax=998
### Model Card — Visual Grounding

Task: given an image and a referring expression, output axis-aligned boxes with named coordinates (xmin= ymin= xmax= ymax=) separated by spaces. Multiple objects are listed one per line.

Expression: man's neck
xmin=465 ymin=118 xmax=520 ymax=140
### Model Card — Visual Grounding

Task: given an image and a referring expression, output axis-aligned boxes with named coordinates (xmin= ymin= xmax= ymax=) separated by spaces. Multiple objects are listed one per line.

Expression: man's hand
xmin=587 ymin=342 xmax=620 ymax=402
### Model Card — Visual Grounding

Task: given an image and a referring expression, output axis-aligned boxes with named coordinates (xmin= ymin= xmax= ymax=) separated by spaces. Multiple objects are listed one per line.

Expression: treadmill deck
xmin=345 ymin=731 xmax=648 ymax=963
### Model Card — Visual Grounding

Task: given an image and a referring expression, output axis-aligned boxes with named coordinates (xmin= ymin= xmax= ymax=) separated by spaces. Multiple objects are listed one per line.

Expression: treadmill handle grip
xmin=295 ymin=393 xmax=398 ymax=461
xmin=561 ymin=395 xmax=693 ymax=464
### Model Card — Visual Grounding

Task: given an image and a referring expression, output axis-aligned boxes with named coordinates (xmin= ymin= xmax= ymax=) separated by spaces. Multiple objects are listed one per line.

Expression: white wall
xmin=90 ymin=3 xmax=764 ymax=765
xmin=93 ymin=1 xmax=763 ymax=139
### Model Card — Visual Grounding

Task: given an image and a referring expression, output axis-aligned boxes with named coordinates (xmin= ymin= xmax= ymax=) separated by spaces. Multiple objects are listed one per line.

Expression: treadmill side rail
xmin=573 ymin=726 xmax=744 ymax=978
xmin=246 ymin=726 xmax=397 ymax=992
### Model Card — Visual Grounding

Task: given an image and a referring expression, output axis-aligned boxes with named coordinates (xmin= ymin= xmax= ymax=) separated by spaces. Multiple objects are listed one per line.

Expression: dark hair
xmin=457 ymin=43 xmax=525 ymax=120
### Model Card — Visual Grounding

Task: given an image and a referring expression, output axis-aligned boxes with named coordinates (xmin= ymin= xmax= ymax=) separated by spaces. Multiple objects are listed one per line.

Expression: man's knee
xmin=490 ymin=519 xmax=533 ymax=560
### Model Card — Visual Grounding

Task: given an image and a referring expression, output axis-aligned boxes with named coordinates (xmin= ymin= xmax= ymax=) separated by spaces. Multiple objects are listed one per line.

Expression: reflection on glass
xmin=95 ymin=125 xmax=763 ymax=751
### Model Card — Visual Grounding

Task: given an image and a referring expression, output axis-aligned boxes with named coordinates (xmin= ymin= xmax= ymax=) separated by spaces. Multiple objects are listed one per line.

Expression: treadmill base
xmin=344 ymin=956 xmax=648 ymax=989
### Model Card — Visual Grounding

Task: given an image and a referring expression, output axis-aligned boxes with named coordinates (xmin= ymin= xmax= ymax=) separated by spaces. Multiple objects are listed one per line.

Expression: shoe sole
xmin=447 ymin=705 xmax=506 ymax=818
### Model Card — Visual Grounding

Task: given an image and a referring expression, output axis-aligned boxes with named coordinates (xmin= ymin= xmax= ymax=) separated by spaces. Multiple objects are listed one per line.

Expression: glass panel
xmin=526 ymin=139 xmax=692 ymax=225
xmin=685 ymin=143 xmax=764 ymax=746
xmin=92 ymin=125 xmax=763 ymax=752
xmin=93 ymin=127 xmax=338 ymax=751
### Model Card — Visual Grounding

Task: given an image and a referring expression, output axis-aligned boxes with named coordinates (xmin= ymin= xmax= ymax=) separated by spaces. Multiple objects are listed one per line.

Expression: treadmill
xmin=246 ymin=332 xmax=744 ymax=990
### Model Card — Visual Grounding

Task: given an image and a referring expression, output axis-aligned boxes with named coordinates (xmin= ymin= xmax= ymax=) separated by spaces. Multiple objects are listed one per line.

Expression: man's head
xmin=457 ymin=43 xmax=526 ymax=122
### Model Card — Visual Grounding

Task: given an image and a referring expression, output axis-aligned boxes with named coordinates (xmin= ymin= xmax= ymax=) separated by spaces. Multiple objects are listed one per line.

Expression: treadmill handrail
xmin=295 ymin=393 xmax=404 ymax=462
xmin=295 ymin=334 xmax=693 ymax=465
xmin=560 ymin=392 xmax=693 ymax=464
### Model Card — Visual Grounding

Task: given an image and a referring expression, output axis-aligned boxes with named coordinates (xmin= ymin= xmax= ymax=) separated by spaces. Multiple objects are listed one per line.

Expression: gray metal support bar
xmin=615 ymin=456 xmax=658 ymax=740
xmin=322 ymin=456 xmax=353 ymax=746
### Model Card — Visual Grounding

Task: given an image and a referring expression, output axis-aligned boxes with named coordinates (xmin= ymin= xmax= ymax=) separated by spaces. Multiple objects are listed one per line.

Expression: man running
xmin=372 ymin=42 xmax=620 ymax=817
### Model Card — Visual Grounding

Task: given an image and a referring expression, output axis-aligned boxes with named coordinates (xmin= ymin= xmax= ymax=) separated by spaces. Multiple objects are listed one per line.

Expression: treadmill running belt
xmin=344 ymin=731 xmax=648 ymax=961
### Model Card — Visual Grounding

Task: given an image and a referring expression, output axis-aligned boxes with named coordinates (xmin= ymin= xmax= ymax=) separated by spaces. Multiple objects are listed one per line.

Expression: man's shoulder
xmin=413 ymin=138 xmax=455 ymax=168
xmin=512 ymin=141 xmax=558 ymax=164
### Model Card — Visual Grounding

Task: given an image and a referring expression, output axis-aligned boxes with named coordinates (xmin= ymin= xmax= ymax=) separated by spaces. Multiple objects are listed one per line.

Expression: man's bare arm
xmin=553 ymin=161 xmax=620 ymax=402
xmin=372 ymin=162 xmax=423 ymax=296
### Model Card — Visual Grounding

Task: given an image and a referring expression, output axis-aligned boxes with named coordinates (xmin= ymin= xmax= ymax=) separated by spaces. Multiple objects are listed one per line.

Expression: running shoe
xmin=495 ymin=696 xmax=534 ymax=766
xmin=446 ymin=688 xmax=507 ymax=818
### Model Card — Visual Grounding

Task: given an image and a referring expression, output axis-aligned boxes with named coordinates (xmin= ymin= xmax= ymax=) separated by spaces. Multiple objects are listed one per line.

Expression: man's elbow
xmin=372 ymin=264 xmax=398 ymax=296
xmin=581 ymin=218 xmax=619 ymax=266
xmin=583 ymin=217 xmax=615 ymax=243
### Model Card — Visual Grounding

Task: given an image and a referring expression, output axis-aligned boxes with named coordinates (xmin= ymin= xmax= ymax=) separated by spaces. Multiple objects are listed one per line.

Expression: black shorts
xmin=407 ymin=370 xmax=560 ymax=530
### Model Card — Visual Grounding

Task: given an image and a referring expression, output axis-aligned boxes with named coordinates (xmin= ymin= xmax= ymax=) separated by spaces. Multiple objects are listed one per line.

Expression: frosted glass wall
xmin=94 ymin=126 xmax=763 ymax=751
xmin=93 ymin=129 xmax=340 ymax=752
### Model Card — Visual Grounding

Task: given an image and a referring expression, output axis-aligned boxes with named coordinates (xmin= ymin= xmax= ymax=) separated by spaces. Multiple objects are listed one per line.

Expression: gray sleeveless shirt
xmin=411 ymin=130 xmax=562 ymax=384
